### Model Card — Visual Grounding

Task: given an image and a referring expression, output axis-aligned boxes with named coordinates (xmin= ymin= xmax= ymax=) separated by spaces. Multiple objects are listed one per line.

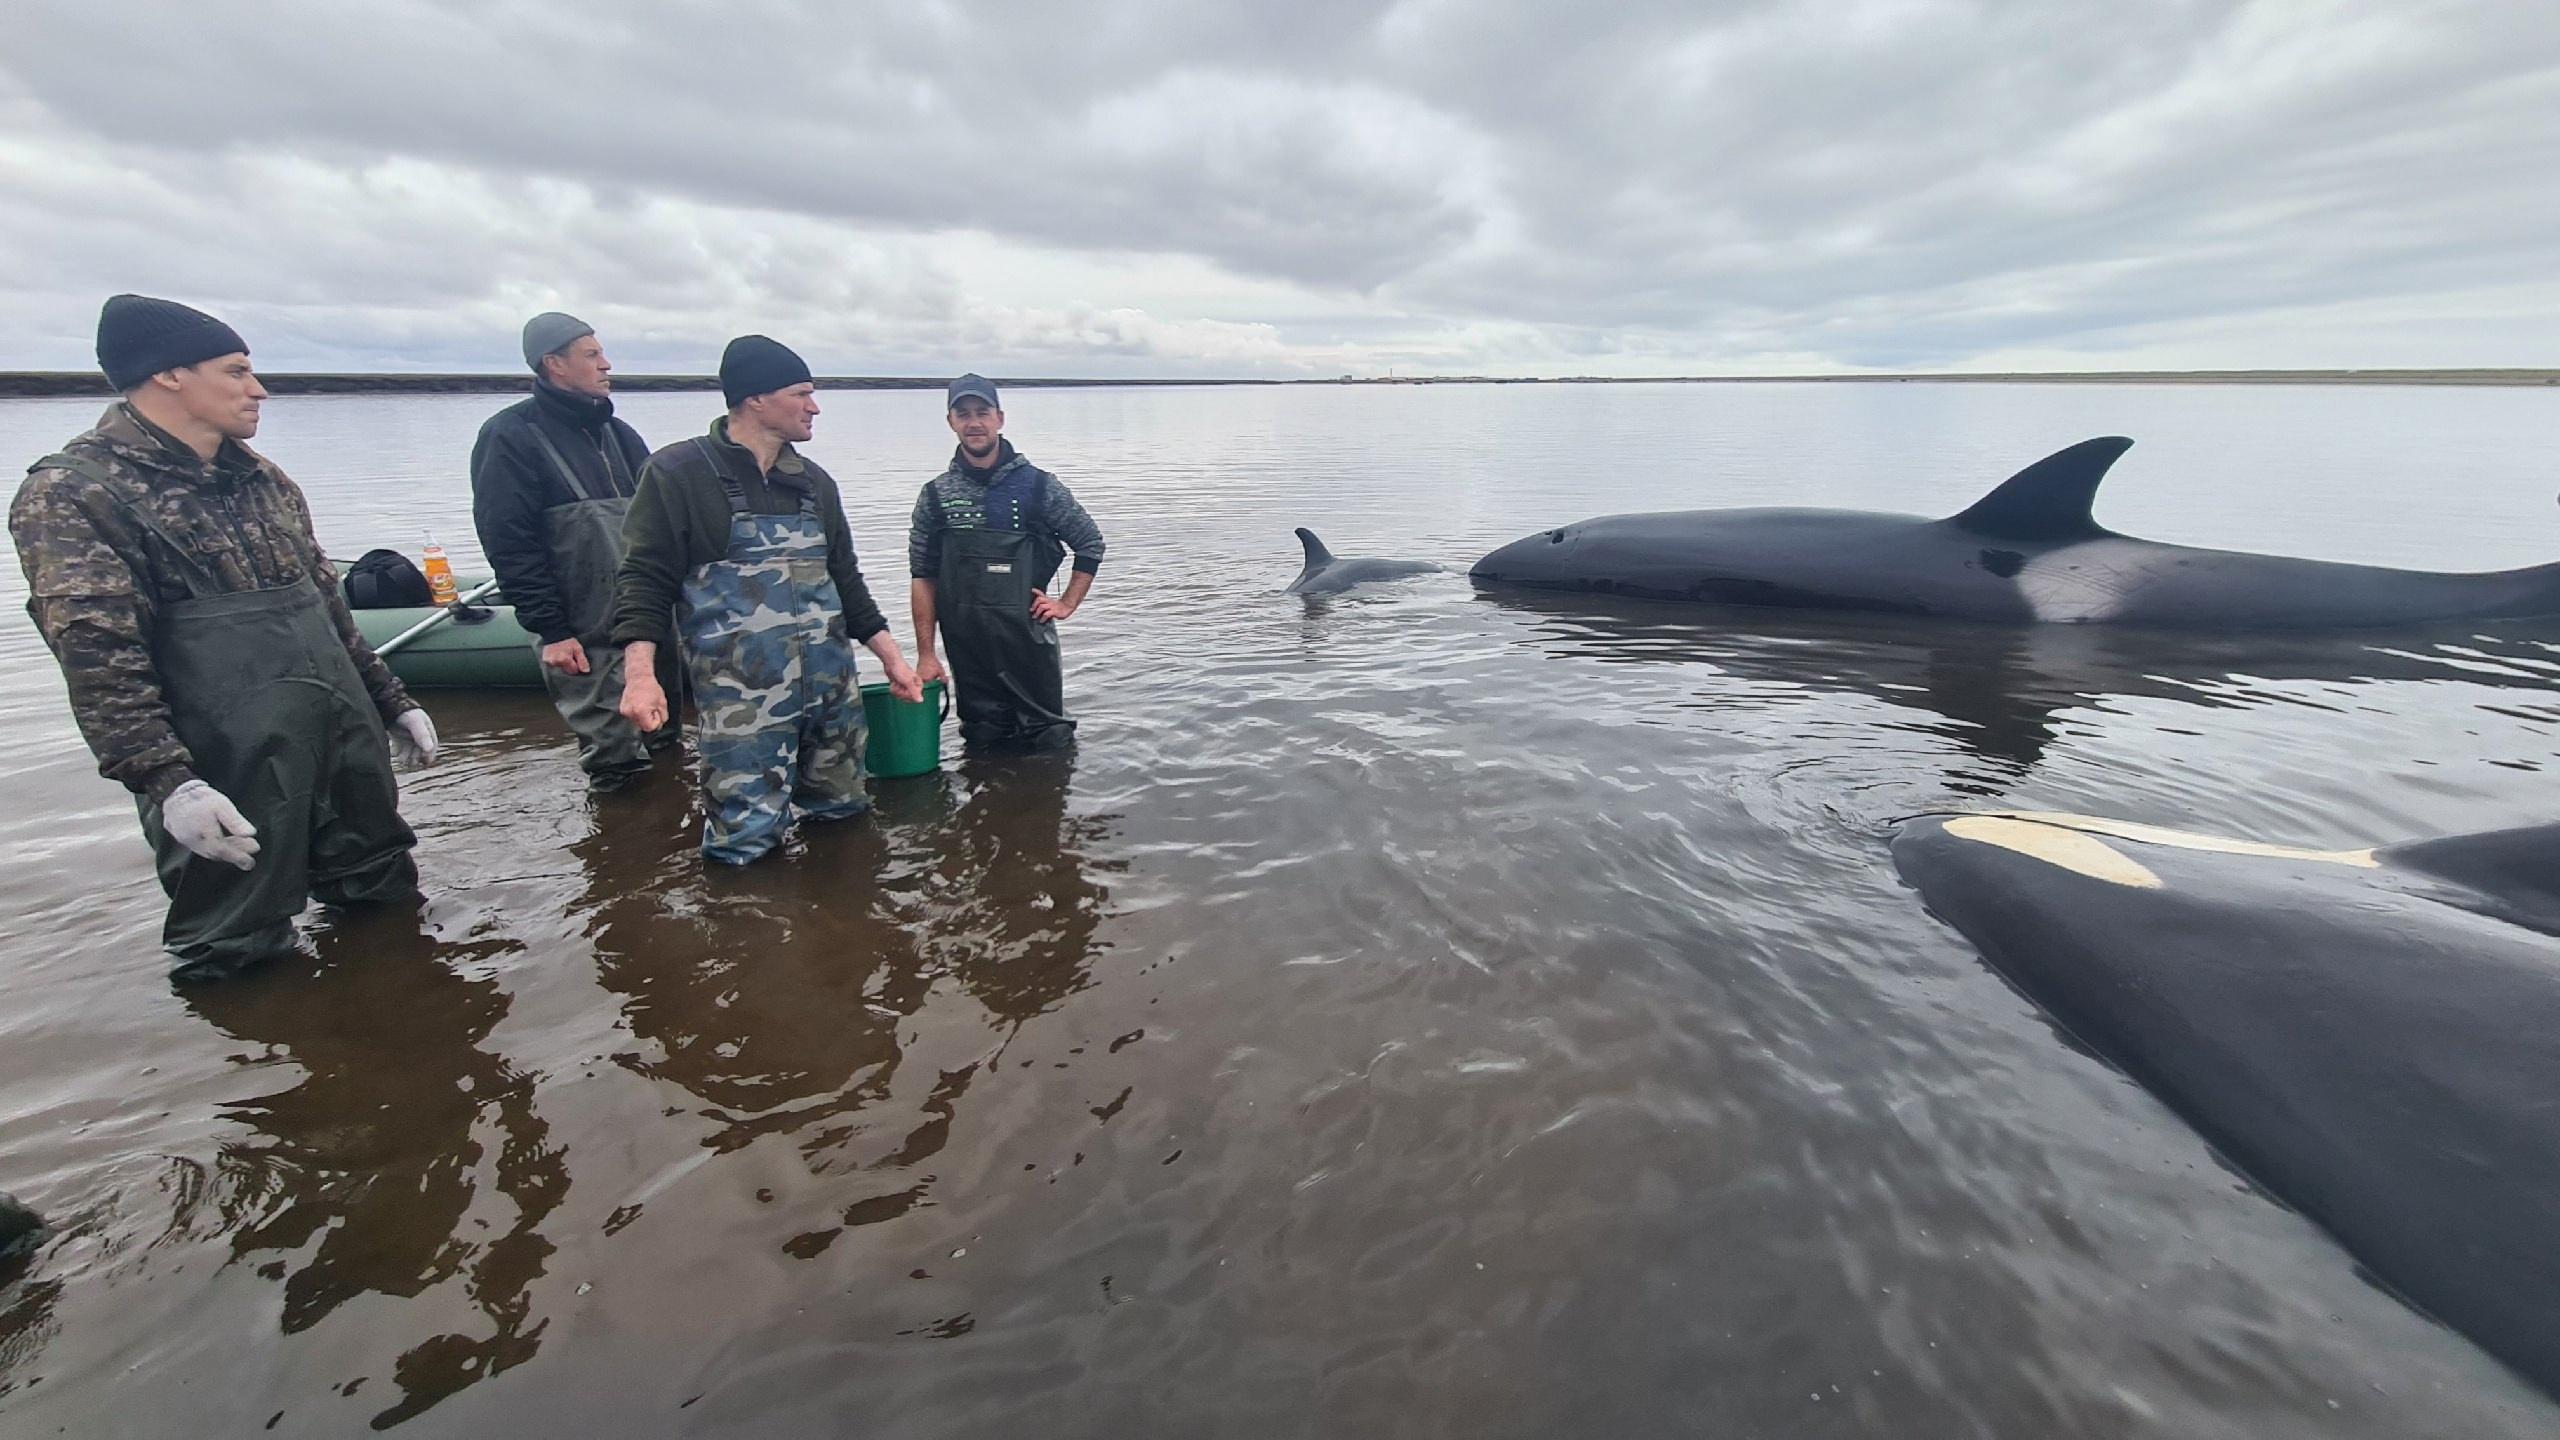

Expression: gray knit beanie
xmin=522 ymin=312 xmax=595 ymax=372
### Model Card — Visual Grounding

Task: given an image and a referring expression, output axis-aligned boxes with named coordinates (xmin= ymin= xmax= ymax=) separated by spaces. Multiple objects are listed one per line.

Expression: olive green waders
xmin=936 ymin=527 xmax=1075 ymax=752
xmin=33 ymin=450 xmax=419 ymax=980
xmin=137 ymin=577 xmax=419 ymax=979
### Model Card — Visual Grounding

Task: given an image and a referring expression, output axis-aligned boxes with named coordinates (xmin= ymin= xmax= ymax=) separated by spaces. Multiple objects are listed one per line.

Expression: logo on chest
xmin=986 ymin=563 xmax=1014 ymax=574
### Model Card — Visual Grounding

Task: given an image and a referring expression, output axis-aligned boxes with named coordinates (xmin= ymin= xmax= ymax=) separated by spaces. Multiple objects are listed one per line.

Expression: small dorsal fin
xmin=1949 ymin=437 xmax=2133 ymax=542
xmin=1296 ymin=527 xmax=1335 ymax=567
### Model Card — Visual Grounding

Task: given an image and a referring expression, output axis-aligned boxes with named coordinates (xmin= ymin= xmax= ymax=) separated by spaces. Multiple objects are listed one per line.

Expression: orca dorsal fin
xmin=1949 ymin=437 xmax=2133 ymax=542
xmin=1296 ymin=527 xmax=1335 ymax=567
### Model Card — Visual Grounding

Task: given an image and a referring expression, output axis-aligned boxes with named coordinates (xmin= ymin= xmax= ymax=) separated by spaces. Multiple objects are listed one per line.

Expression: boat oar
xmin=373 ymin=578 xmax=502 ymax=659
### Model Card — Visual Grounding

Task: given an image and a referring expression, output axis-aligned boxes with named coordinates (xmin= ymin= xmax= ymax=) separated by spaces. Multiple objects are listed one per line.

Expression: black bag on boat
xmin=343 ymin=548 xmax=434 ymax=609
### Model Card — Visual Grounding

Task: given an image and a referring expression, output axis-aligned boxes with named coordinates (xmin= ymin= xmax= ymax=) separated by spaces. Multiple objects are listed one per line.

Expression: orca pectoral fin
xmin=1951 ymin=437 xmax=2133 ymax=543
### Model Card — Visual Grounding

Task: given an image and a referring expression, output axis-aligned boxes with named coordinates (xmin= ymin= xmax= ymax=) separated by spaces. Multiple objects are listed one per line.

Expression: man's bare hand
xmin=620 ymin=675 xmax=668 ymax=732
xmin=541 ymin=636 xmax=589 ymax=674
xmin=883 ymin=657 xmax=924 ymax=704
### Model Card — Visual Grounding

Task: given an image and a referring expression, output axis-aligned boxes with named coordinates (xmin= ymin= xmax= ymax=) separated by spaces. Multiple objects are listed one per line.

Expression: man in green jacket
xmin=10 ymin=295 xmax=439 ymax=983
xmin=613 ymin=336 xmax=922 ymax=864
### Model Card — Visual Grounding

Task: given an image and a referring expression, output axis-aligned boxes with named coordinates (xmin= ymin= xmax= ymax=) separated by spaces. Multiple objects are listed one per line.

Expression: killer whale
xmin=1287 ymin=527 xmax=1443 ymax=596
xmin=1472 ymin=438 xmax=2560 ymax=630
xmin=1892 ymin=810 xmax=2560 ymax=1395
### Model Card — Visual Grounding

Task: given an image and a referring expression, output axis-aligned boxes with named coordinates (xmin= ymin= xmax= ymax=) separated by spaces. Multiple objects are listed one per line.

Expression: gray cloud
xmin=2 ymin=0 xmax=2553 ymax=374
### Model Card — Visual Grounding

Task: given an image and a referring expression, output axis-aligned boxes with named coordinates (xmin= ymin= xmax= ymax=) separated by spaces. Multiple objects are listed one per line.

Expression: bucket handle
xmin=868 ymin=678 xmax=953 ymax=722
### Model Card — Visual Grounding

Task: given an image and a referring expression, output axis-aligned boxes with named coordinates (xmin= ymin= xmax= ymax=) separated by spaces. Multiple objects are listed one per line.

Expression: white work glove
xmin=391 ymin=708 xmax=441 ymax=767
xmin=161 ymin=779 xmax=260 ymax=871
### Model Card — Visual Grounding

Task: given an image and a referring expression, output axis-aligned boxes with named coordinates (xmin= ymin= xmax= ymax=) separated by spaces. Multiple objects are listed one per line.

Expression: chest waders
xmin=37 ymin=453 xmax=419 ymax=980
xmin=524 ymin=425 xmax=678 ymax=779
xmin=676 ymin=441 xmax=869 ymax=865
xmin=936 ymin=465 xmax=1075 ymax=751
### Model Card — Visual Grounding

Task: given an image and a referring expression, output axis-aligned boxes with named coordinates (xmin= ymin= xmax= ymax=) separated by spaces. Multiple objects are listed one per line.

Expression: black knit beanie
xmin=97 ymin=294 xmax=249 ymax=391
xmin=719 ymin=334 xmax=813 ymax=407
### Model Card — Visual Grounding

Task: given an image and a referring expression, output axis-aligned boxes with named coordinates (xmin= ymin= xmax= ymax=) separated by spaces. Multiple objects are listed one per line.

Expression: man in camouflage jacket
xmin=10 ymin=294 xmax=440 ymax=981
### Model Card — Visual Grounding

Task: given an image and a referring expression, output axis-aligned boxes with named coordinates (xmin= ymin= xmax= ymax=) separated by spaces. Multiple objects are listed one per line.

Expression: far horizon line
xmin=1 ymin=367 xmax=2553 ymax=399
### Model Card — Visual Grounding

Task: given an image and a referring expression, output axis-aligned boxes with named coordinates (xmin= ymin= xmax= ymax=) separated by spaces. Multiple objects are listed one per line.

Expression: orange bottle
xmin=422 ymin=542 xmax=458 ymax=606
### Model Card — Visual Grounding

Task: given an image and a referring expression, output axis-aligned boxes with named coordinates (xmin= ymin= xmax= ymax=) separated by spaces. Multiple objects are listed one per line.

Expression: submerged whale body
xmin=0 ymin=1189 xmax=42 ymax=1273
xmin=1893 ymin=810 xmax=2560 ymax=1395
xmin=1287 ymin=528 xmax=1443 ymax=595
xmin=1472 ymin=438 xmax=2560 ymax=629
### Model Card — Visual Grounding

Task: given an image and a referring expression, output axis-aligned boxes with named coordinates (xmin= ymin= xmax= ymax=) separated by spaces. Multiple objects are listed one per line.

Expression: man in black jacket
xmin=469 ymin=312 xmax=673 ymax=788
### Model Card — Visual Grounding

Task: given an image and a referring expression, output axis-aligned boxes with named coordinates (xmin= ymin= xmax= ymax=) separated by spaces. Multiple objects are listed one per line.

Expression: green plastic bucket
xmin=861 ymin=679 xmax=950 ymax=779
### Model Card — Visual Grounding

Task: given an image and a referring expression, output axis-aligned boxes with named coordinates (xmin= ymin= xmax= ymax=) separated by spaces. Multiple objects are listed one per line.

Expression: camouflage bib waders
xmin=676 ymin=439 xmax=868 ymax=864
xmin=523 ymin=425 xmax=678 ymax=778
xmin=935 ymin=463 xmax=1074 ymax=750
xmin=37 ymin=453 xmax=417 ymax=976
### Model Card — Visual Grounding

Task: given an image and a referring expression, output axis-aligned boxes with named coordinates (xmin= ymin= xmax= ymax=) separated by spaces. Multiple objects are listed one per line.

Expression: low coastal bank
xmin=2 ymin=369 xmax=2554 ymax=398
xmin=0 ymin=373 xmax=1261 ymax=398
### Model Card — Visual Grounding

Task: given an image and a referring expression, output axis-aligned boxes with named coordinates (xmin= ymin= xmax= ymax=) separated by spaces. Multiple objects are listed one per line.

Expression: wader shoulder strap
xmin=600 ymin=425 xmax=637 ymax=496
xmin=527 ymin=424 xmax=606 ymax=504
xmin=32 ymin=450 xmax=226 ymax=598
xmin=1028 ymin=465 xmax=1058 ymax=537
xmin=777 ymin=452 xmax=820 ymax=517
xmin=692 ymin=437 xmax=749 ymax=514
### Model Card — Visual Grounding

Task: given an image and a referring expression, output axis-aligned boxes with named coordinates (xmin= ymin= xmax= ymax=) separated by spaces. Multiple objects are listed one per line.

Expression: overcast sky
xmin=4 ymin=0 xmax=2554 ymax=377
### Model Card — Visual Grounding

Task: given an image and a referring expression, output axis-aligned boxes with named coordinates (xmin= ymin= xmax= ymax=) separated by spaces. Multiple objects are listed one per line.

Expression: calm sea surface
xmin=0 ymin=382 xmax=2555 ymax=1437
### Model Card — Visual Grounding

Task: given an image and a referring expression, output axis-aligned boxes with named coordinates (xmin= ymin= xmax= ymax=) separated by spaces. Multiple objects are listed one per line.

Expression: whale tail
xmin=1951 ymin=437 xmax=2135 ymax=543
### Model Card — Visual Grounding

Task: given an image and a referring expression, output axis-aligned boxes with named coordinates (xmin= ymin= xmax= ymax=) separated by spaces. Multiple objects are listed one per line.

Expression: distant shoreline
xmin=0 ymin=368 xmax=2552 ymax=398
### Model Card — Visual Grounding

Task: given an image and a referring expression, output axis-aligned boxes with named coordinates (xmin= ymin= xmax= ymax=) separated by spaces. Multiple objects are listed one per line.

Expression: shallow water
xmin=1 ymin=382 xmax=2555 ymax=1437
